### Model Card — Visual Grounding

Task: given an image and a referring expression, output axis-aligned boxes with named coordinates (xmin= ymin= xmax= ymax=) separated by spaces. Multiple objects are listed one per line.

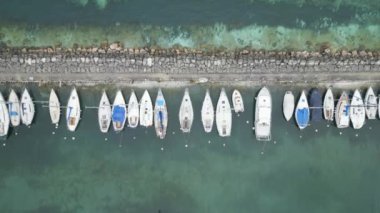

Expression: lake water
xmin=0 ymin=83 xmax=379 ymax=212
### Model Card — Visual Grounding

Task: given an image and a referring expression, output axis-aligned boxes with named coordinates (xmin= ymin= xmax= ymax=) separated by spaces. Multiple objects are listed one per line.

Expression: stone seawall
xmin=0 ymin=47 xmax=380 ymax=84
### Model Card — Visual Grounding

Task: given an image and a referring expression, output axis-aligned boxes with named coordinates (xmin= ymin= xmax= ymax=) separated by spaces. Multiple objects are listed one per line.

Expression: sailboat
xmin=66 ymin=88 xmax=81 ymax=132
xmin=350 ymin=89 xmax=365 ymax=129
xmin=49 ymin=89 xmax=60 ymax=126
xmin=295 ymin=90 xmax=309 ymax=130
xmin=283 ymin=91 xmax=294 ymax=121
xmin=309 ymin=88 xmax=322 ymax=122
xmin=128 ymin=90 xmax=139 ymax=128
xmin=254 ymin=87 xmax=272 ymax=141
xmin=8 ymin=89 xmax=20 ymax=127
xmin=98 ymin=90 xmax=111 ymax=133
xmin=335 ymin=91 xmax=350 ymax=128
xmin=201 ymin=89 xmax=214 ymax=133
xmin=139 ymin=90 xmax=153 ymax=127
xmin=232 ymin=89 xmax=244 ymax=113
xmin=154 ymin=89 xmax=168 ymax=139
xmin=20 ymin=88 xmax=35 ymax=126
xmin=179 ymin=88 xmax=194 ymax=133
xmin=0 ymin=92 xmax=10 ymax=138
xmin=216 ymin=88 xmax=232 ymax=137
xmin=112 ymin=90 xmax=127 ymax=132
xmin=323 ymin=88 xmax=334 ymax=121
xmin=364 ymin=87 xmax=377 ymax=119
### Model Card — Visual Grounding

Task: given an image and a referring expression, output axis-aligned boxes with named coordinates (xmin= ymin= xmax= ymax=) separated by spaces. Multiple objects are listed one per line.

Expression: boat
xmin=8 ymin=89 xmax=20 ymax=127
xmin=128 ymin=90 xmax=139 ymax=128
xmin=139 ymin=90 xmax=153 ymax=127
xmin=254 ymin=87 xmax=272 ymax=141
xmin=154 ymin=89 xmax=168 ymax=139
xmin=309 ymin=88 xmax=322 ymax=122
xmin=49 ymin=89 xmax=60 ymax=125
xmin=335 ymin=91 xmax=350 ymax=128
xmin=0 ymin=92 xmax=10 ymax=138
xmin=201 ymin=89 xmax=214 ymax=133
xmin=20 ymin=88 xmax=35 ymax=126
xmin=283 ymin=91 xmax=294 ymax=121
xmin=295 ymin=91 xmax=310 ymax=130
xmin=364 ymin=87 xmax=377 ymax=119
xmin=216 ymin=88 xmax=232 ymax=137
xmin=232 ymin=89 xmax=244 ymax=113
xmin=66 ymin=88 xmax=81 ymax=132
xmin=323 ymin=88 xmax=334 ymax=121
xmin=350 ymin=89 xmax=365 ymax=129
xmin=179 ymin=88 xmax=194 ymax=133
xmin=98 ymin=90 xmax=111 ymax=133
xmin=112 ymin=90 xmax=127 ymax=132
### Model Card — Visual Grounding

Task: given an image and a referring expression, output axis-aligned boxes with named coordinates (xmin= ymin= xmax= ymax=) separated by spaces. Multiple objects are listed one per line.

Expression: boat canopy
xmin=112 ymin=106 xmax=125 ymax=122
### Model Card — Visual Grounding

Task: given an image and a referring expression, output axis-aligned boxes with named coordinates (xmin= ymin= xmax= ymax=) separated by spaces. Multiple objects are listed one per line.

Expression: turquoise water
xmin=0 ymin=0 xmax=379 ymax=49
xmin=1 ymin=84 xmax=380 ymax=212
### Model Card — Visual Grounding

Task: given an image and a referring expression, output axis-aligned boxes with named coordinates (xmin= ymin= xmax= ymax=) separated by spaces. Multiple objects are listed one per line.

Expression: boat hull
xmin=335 ymin=92 xmax=350 ymax=128
xmin=112 ymin=90 xmax=127 ymax=132
xmin=128 ymin=90 xmax=139 ymax=128
xmin=98 ymin=91 xmax=111 ymax=133
xmin=232 ymin=89 xmax=244 ymax=113
xmin=66 ymin=88 xmax=81 ymax=132
xmin=139 ymin=90 xmax=153 ymax=127
xmin=364 ymin=87 xmax=377 ymax=119
xmin=179 ymin=88 xmax=194 ymax=133
xmin=295 ymin=91 xmax=310 ymax=130
xmin=283 ymin=91 xmax=294 ymax=121
xmin=216 ymin=88 xmax=232 ymax=137
xmin=49 ymin=89 xmax=60 ymax=125
xmin=154 ymin=89 xmax=168 ymax=139
xmin=201 ymin=90 xmax=214 ymax=133
xmin=350 ymin=90 xmax=365 ymax=129
xmin=323 ymin=88 xmax=334 ymax=121
xmin=20 ymin=89 xmax=35 ymax=126
xmin=0 ymin=92 xmax=10 ymax=137
xmin=255 ymin=87 xmax=272 ymax=141
xmin=8 ymin=89 xmax=20 ymax=127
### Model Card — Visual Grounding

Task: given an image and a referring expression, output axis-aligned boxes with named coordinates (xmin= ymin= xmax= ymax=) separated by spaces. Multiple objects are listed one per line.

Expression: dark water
xmin=0 ymin=84 xmax=379 ymax=212
xmin=0 ymin=0 xmax=359 ymax=28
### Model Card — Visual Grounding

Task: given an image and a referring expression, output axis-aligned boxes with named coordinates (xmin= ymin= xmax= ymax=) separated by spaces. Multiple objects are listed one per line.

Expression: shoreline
xmin=1 ymin=47 xmax=380 ymax=87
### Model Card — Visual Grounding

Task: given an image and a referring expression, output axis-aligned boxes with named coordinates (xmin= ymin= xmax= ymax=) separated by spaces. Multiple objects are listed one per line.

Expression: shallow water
xmin=0 ymin=84 xmax=379 ymax=212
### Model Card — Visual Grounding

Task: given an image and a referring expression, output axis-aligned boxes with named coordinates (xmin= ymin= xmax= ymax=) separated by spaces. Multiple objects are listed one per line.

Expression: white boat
xmin=112 ymin=90 xmax=127 ymax=132
xmin=20 ymin=88 xmax=35 ymax=126
xmin=232 ymin=89 xmax=244 ymax=113
xmin=98 ymin=91 xmax=111 ymax=133
xmin=66 ymin=88 xmax=81 ymax=132
xmin=323 ymin=88 xmax=334 ymax=121
xmin=179 ymin=88 xmax=194 ymax=133
xmin=255 ymin=87 xmax=272 ymax=141
xmin=49 ymin=89 xmax=60 ymax=125
xmin=201 ymin=89 xmax=214 ymax=133
xmin=0 ymin=92 xmax=10 ymax=138
xmin=283 ymin=91 xmax=294 ymax=121
xmin=154 ymin=89 xmax=168 ymax=139
xmin=335 ymin=91 xmax=350 ymax=128
xmin=216 ymin=88 xmax=232 ymax=137
xmin=364 ymin=87 xmax=377 ymax=119
xmin=350 ymin=89 xmax=365 ymax=129
xmin=295 ymin=91 xmax=310 ymax=130
xmin=139 ymin=90 xmax=153 ymax=127
xmin=128 ymin=90 xmax=139 ymax=128
xmin=8 ymin=89 xmax=20 ymax=127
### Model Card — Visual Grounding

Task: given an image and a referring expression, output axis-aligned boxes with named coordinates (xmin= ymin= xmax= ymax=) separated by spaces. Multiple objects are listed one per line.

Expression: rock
xmin=109 ymin=43 xmax=120 ymax=50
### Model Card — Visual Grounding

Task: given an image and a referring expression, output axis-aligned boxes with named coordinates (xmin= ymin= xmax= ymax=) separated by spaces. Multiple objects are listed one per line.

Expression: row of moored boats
xmin=284 ymin=87 xmax=379 ymax=130
xmin=1 ymin=87 xmax=272 ymax=140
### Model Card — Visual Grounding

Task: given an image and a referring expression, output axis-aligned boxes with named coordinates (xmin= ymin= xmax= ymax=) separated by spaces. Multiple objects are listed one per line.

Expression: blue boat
xmin=112 ymin=90 xmax=127 ymax=132
xmin=295 ymin=91 xmax=310 ymax=130
xmin=309 ymin=88 xmax=322 ymax=122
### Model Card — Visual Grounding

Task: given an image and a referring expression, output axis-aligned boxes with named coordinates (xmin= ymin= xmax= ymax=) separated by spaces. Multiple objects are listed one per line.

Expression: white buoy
xmin=355 ymin=134 xmax=359 ymax=137
xmin=274 ymin=141 xmax=277 ymax=144
xmin=64 ymin=137 xmax=67 ymax=140
xmin=133 ymin=136 xmax=136 ymax=140
xmin=223 ymin=143 xmax=226 ymax=147
xmin=52 ymin=131 xmax=55 ymax=135
xmin=172 ymin=131 xmax=175 ymax=135
xmin=2 ymin=143 xmax=6 ymax=147
xmin=161 ymin=147 xmax=164 ymax=151
xmin=208 ymin=140 xmax=211 ymax=144
xmin=327 ymin=124 xmax=330 ymax=127
xmin=315 ymin=129 xmax=318 ymax=133
xmin=185 ymin=144 xmax=188 ymax=148
xmin=72 ymin=137 xmax=75 ymax=141
xmin=369 ymin=126 xmax=372 ymax=130
xmin=339 ymin=132 xmax=342 ymax=135
xmin=246 ymin=120 xmax=249 ymax=124
xmin=299 ymin=135 xmax=302 ymax=138
xmin=261 ymin=151 xmax=264 ymax=155
xmin=119 ymin=144 xmax=122 ymax=148
xmin=15 ymin=132 xmax=18 ymax=136
xmin=105 ymin=138 xmax=108 ymax=141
